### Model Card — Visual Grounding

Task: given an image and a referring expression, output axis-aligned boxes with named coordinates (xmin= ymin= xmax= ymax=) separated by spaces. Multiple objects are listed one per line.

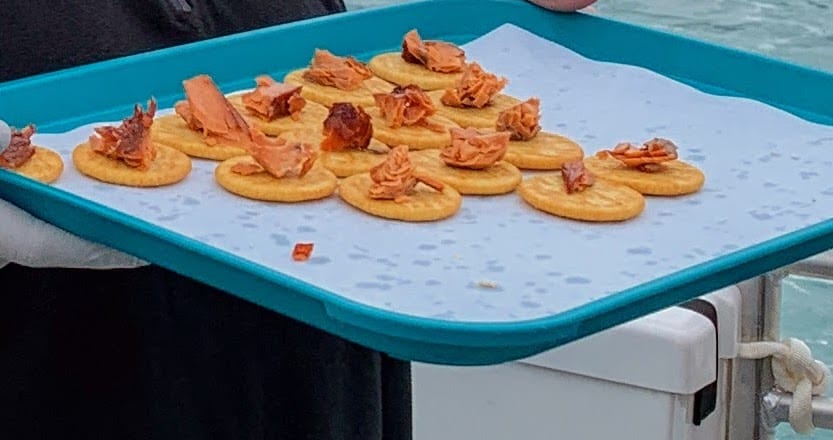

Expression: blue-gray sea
xmin=344 ymin=1 xmax=833 ymax=438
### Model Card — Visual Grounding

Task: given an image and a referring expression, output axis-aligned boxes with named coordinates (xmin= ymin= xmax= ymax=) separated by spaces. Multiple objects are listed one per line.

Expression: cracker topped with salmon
xmin=427 ymin=62 xmax=521 ymax=129
xmin=317 ymin=102 xmax=392 ymax=177
xmin=496 ymin=98 xmax=584 ymax=170
xmin=74 ymin=99 xmax=191 ymax=187
xmin=0 ymin=124 xmax=64 ymax=184
xmin=227 ymin=75 xmax=330 ymax=136
xmin=153 ymin=75 xmax=254 ymax=160
xmin=410 ymin=127 xmax=521 ymax=195
xmin=368 ymin=84 xmax=459 ymax=150
xmin=339 ymin=145 xmax=461 ymax=222
xmin=368 ymin=29 xmax=466 ymax=91
xmin=584 ymin=138 xmax=705 ymax=196
xmin=284 ymin=49 xmax=395 ymax=108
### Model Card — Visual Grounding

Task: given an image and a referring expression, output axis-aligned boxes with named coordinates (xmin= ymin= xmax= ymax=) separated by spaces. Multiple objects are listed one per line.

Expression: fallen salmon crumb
xmin=292 ymin=243 xmax=314 ymax=261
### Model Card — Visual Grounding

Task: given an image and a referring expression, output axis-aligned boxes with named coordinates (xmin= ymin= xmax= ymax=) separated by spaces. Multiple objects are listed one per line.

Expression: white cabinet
xmin=413 ymin=287 xmax=741 ymax=440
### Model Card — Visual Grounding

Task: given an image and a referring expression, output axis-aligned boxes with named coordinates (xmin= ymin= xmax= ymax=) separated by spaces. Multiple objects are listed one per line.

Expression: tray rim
xmin=2 ymin=0 xmax=833 ymax=365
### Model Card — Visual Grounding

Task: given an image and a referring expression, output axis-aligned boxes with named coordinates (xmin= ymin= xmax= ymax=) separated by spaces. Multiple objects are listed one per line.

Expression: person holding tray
xmin=0 ymin=0 xmax=595 ymax=439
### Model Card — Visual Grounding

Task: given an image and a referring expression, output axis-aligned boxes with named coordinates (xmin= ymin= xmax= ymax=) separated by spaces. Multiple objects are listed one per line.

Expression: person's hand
xmin=0 ymin=198 xmax=148 ymax=269
xmin=526 ymin=0 xmax=598 ymax=12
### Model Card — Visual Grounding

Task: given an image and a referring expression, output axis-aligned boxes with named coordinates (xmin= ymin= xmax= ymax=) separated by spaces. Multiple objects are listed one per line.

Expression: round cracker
xmin=503 ymin=132 xmax=585 ymax=170
xmin=277 ymin=128 xmax=391 ymax=176
xmin=367 ymin=52 xmax=463 ymax=91
xmin=426 ymin=90 xmax=521 ymax=129
xmin=320 ymin=144 xmax=390 ymax=177
xmin=7 ymin=146 xmax=64 ymax=184
xmin=276 ymin=128 xmax=326 ymax=149
xmin=215 ymin=157 xmax=337 ymax=202
xmin=583 ymin=156 xmax=705 ymax=196
xmin=283 ymin=69 xmax=396 ymax=108
xmin=339 ymin=173 xmax=461 ymax=222
xmin=227 ymin=94 xmax=330 ymax=136
xmin=72 ymin=143 xmax=191 ymax=187
xmin=367 ymin=107 xmax=458 ymax=150
xmin=151 ymin=114 xmax=248 ymax=161
xmin=409 ymin=149 xmax=522 ymax=195
xmin=519 ymin=174 xmax=645 ymax=222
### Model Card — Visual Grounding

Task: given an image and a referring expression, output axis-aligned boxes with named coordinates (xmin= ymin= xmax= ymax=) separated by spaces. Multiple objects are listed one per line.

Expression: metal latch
xmin=680 ymin=298 xmax=719 ymax=425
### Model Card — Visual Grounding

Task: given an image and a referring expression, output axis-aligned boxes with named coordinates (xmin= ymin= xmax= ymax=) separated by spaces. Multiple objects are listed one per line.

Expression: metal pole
xmin=763 ymin=390 xmax=833 ymax=431
xmin=787 ymin=251 xmax=833 ymax=281
xmin=726 ymin=271 xmax=786 ymax=440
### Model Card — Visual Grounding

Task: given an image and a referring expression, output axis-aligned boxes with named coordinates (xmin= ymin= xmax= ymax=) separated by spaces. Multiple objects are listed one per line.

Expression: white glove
xmin=0 ymin=120 xmax=10 ymax=150
xmin=0 ymin=198 xmax=148 ymax=270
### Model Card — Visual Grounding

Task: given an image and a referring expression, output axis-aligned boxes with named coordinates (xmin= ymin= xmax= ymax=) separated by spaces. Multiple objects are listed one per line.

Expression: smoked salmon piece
xmin=242 ymin=75 xmax=306 ymax=121
xmin=90 ymin=99 xmax=158 ymax=170
xmin=496 ymin=98 xmax=542 ymax=141
xmin=440 ymin=127 xmax=510 ymax=169
xmin=303 ymin=49 xmax=373 ymax=91
xmin=401 ymin=29 xmax=466 ymax=74
xmin=0 ymin=125 xmax=36 ymax=168
xmin=321 ymin=103 xmax=373 ymax=151
xmin=368 ymin=145 xmax=444 ymax=202
xmin=373 ymin=85 xmax=445 ymax=132
xmin=175 ymin=75 xmax=253 ymax=146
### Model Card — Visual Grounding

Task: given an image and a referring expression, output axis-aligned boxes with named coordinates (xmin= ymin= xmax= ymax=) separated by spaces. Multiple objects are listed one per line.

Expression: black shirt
xmin=0 ymin=0 xmax=346 ymax=81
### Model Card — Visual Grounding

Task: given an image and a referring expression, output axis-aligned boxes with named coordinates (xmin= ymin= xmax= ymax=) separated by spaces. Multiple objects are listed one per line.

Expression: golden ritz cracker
xmin=204 ymin=86 xmax=339 ymax=201
xmin=339 ymin=145 xmax=461 ymax=222
xmin=0 ymin=125 xmax=64 ymax=184
xmin=427 ymin=62 xmax=521 ymax=129
xmin=369 ymin=84 xmax=459 ymax=150
xmin=227 ymin=75 xmax=330 ymax=136
xmin=153 ymin=75 xmax=262 ymax=161
xmin=73 ymin=99 xmax=192 ymax=187
xmin=284 ymin=49 xmax=395 ymax=108
xmin=409 ymin=128 xmax=521 ymax=195
xmin=519 ymin=160 xmax=645 ymax=222
xmin=215 ymin=147 xmax=338 ymax=203
xmin=495 ymin=97 xmax=584 ymax=170
xmin=583 ymin=138 xmax=705 ymax=196
xmin=368 ymin=29 xmax=466 ymax=91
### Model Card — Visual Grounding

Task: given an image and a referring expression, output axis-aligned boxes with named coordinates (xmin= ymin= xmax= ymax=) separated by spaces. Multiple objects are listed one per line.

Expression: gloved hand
xmin=1 ymin=118 xmax=146 ymax=270
xmin=0 ymin=120 xmax=10 ymax=150
xmin=0 ymin=198 xmax=148 ymax=269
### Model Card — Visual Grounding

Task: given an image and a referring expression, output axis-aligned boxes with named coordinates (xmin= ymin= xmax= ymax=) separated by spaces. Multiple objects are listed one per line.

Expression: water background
xmin=344 ymin=1 xmax=833 ymax=438
xmin=345 ymin=0 xmax=833 ymax=72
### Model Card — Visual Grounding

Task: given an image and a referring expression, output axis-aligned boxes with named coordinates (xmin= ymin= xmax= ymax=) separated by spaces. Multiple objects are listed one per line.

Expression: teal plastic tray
xmin=2 ymin=0 xmax=833 ymax=365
